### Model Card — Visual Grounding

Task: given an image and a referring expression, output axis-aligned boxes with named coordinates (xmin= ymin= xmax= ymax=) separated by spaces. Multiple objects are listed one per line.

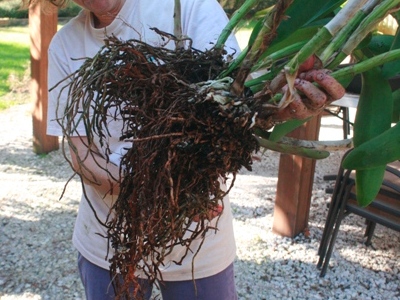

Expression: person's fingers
xmin=192 ymin=205 xmax=223 ymax=222
xmin=298 ymin=55 xmax=323 ymax=73
xmin=269 ymin=71 xmax=287 ymax=94
xmin=210 ymin=205 xmax=223 ymax=219
xmin=300 ymin=69 xmax=346 ymax=100
xmin=288 ymin=95 xmax=317 ymax=119
xmin=270 ymin=56 xmax=321 ymax=93
xmin=294 ymin=78 xmax=327 ymax=109
xmin=269 ymin=60 xmax=346 ymax=123
xmin=272 ymin=93 xmax=311 ymax=122
xmin=252 ymin=154 xmax=262 ymax=162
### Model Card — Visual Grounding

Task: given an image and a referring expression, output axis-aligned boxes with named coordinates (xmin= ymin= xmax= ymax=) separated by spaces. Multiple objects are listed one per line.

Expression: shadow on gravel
xmin=0 ymin=146 xmax=74 ymax=182
xmin=0 ymin=205 xmax=85 ymax=299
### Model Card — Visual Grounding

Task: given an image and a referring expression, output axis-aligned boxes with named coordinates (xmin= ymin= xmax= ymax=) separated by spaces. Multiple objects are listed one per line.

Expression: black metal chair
xmin=317 ymin=150 xmax=400 ymax=277
xmin=323 ymin=105 xmax=351 ymax=139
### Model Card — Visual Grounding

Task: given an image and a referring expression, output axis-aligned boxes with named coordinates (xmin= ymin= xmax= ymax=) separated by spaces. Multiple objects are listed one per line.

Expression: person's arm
xmin=68 ymin=136 xmax=122 ymax=196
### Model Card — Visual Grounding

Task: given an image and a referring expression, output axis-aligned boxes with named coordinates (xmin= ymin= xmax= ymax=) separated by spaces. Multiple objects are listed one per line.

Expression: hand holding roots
xmin=262 ymin=55 xmax=346 ymax=123
xmin=57 ymin=34 xmax=344 ymax=298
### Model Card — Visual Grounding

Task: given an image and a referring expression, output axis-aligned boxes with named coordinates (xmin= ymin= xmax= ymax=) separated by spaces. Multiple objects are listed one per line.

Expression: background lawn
xmin=0 ymin=0 xmax=80 ymax=110
xmin=0 ymin=26 xmax=30 ymax=110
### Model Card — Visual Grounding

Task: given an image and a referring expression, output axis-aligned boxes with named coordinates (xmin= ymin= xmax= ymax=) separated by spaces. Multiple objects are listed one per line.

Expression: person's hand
xmin=270 ymin=55 xmax=346 ymax=123
xmin=68 ymin=136 xmax=124 ymax=196
xmin=192 ymin=205 xmax=223 ymax=222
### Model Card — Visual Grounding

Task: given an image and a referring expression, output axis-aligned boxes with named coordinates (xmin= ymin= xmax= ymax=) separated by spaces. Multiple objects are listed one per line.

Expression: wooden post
xmin=272 ymin=115 xmax=321 ymax=237
xmin=29 ymin=3 xmax=59 ymax=154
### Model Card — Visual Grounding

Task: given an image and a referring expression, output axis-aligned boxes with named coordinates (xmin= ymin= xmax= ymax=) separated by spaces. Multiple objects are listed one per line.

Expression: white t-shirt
xmin=47 ymin=0 xmax=239 ymax=281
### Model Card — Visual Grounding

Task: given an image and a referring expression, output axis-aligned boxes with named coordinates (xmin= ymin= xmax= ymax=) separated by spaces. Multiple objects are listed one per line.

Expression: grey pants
xmin=78 ymin=253 xmax=238 ymax=300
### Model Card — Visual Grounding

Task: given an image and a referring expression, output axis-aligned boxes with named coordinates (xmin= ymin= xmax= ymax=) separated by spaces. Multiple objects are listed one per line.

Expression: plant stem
xmin=285 ymin=0 xmax=368 ymax=75
xmin=230 ymin=0 xmax=294 ymax=96
xmin=251 ymin=41 xmax=306 ymax=72
xmin=285 ymin=27 xmax=332 ymax=75
xmin=341 ymin=0 xmax=400 ymax=56
xmin=331 ymin=49 xmax=400 ymax=82
xmin=325 ymin=0 xmax=369 ymax=35
xmin=215 ymin=0 xmax=261 ymax=49
xmin=319 ymin=0 xmax=380 ymax=65
xmin=174 ymin=0 xmax=183 ymax=49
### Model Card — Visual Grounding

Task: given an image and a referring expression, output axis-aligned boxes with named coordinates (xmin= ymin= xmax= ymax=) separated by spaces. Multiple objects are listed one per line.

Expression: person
xmin=26 ymin=0 xmax=345 ymax=299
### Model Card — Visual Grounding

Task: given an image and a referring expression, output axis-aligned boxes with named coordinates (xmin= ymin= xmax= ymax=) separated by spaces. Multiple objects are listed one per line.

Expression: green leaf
xmin=352 ymin=68 xmax=393 ymax=147
xmin=367 ymin=34 xmax=395 ymax=55
xmin=392 ymin=89 xmax=400 ymax=122
xmin=343 ymin=68 xmax=393 ymax=206
xmin=259 ymin=24 xmax=322 ymax=60
xmin=247 ymin=19 xmax=264 ymax=47
xmin=305 ymin=0 xmax=345 ymax=24
xmin=269 ymin=118 xmax=309 ymax=142
xmin=272 ymin=0 xmax=345 ymax=46
xmin=342 ymin=121 xmax=400 ymax=170
xmin=382 ymin=27 xmax=400 ymax=79
xmin=356 ymin=167 xmax=386 ymax=207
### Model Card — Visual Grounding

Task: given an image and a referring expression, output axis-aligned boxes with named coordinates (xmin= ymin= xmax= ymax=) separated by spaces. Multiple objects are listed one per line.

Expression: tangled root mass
xmin=61 ymin=34 xmax=260 ymax=298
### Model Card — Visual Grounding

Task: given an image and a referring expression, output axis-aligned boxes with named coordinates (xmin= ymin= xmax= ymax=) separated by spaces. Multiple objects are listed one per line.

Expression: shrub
xmin=0 ymin=0 xmax=80 ymax=19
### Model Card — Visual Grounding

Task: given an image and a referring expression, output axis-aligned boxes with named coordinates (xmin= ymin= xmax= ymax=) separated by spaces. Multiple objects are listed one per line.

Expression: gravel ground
xmin=1 ymin=103 xmax=399 ymax=300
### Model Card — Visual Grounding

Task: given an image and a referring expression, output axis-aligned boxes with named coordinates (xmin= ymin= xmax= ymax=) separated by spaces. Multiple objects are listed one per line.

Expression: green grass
xmin=0 ymin=26 xmax=30 ymax=110
xmin=0 ymin=42 xmax=29 ymax=93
